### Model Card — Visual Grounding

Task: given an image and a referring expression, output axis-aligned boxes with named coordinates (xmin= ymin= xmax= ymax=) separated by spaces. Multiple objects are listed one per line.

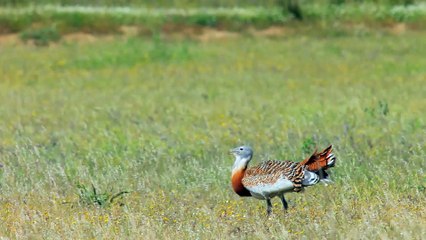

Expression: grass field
xmin=0 ymin=30 xmax=425 ymax=238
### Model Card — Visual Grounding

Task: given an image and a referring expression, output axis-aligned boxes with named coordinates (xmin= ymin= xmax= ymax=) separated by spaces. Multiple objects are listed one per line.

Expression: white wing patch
xmin=302 ymin=171 xmax=320 ymax=186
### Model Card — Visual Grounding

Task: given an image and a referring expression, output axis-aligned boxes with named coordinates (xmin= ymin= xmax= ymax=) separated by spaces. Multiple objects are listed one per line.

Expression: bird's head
xmin=230 ymin=146 xmax=253 ymax=172
xmin=230 ymin=146 xmax=253 ymax=160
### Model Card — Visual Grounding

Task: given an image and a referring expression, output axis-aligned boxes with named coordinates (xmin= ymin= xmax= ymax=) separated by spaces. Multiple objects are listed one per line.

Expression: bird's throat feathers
xmin=232 ymin=156 xmax=251 ymax=173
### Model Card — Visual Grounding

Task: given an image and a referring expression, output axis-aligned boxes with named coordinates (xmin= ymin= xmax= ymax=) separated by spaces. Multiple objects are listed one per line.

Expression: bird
xmin=230 ymin=145 xmax=336 ymax=215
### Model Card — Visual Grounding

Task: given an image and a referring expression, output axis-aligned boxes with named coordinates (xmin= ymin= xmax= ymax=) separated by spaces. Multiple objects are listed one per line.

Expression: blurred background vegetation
xmin=0 ymin=0 xmax=425 ymax=37
xmin=0 ymin=0 xmax=418 ymax=7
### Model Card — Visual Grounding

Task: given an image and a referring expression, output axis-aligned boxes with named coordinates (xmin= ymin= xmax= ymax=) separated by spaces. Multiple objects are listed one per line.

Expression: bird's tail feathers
xmin=299 ymin=145 xmax=336 ymax=172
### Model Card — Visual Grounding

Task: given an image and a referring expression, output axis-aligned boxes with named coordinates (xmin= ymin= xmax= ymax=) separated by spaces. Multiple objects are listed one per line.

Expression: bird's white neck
xmin=232 ymin=155 xmax=251 ymax=174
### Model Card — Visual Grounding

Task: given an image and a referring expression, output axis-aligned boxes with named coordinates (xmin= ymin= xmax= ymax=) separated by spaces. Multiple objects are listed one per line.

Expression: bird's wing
xmin=242 ymin=160 xmax=305 ymax=193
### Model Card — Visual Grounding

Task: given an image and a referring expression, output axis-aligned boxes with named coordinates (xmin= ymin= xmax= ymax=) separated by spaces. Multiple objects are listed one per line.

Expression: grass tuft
xmin=76 ymin=183 xmax=130 ymax=207
xmin=20 ymin=25 xmax=61 ymax=46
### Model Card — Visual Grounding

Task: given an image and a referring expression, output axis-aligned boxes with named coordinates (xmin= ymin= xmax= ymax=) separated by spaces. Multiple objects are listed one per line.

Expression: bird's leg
xmin=266 ymin=199 xmax=272 ymax=216
xmin=280 ymin=194 xmax=288 ymax=211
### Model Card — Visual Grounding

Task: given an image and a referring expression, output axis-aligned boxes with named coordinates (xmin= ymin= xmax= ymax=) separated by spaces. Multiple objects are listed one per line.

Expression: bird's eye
xmin=239 ymin=148 xmax=243 ymax=151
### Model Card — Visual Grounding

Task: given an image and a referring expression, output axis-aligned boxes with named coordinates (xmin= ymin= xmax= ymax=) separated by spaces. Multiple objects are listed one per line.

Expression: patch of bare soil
xmin=0 ymin=34 xmax=20 ymax=45
xmin=196 ymin=28 xmax=239 ymax=42
xmin=63 ymin=33 xmax=98 ymax=43
xmin=155 ymin=24 xmax=240 ymax=42
xmin=119 ymin=26 xmax=140 ymax=37
xmin=389 ymin=23 xmax=406 ymax=35
xmin=249 ymin=26 xmax=287 ymax=37
xmin=63 ymin=33 xmax=119 ymax=43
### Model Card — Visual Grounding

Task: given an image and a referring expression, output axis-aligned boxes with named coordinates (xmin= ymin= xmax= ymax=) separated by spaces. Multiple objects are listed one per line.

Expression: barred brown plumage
xmin=230 ymin=145 xmax=336 ymax=215
xmin=243 ymin=160 xmax=304 ymax=192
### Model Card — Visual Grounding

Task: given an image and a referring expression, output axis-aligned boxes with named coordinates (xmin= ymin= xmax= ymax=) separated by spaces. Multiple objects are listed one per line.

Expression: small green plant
xmin=189 ymin=14 xmax=218 ymax=27
xmin=301 ymin=136 xmax=316 ymax=155
xmin=378 ymin=100 xmax=389 ymax=116
xmin=20 ymin=26 xmax=61 ymax=46
xmin=77 ymin=183 xmax=130 ymax=207
xmin=364 ymin=100 xmax=390 ymax=117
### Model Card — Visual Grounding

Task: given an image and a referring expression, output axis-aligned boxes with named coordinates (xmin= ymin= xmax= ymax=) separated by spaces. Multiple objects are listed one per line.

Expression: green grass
xmin=0 ymin=31 xmax=425 ymax=238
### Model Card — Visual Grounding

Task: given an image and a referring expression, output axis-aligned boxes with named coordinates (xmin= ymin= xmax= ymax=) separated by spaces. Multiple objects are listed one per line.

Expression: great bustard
xmin=230 ymin=145 xmax=336 ymax=215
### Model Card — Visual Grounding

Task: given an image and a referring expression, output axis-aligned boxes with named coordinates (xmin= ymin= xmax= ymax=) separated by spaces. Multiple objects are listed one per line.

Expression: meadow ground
xmin=0 ymin=29 xmax=425 ymax=239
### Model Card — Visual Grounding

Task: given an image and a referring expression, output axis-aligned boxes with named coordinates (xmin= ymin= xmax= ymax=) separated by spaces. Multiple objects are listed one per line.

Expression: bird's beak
xmin=229 ymin=148 xmax=237 ymax=155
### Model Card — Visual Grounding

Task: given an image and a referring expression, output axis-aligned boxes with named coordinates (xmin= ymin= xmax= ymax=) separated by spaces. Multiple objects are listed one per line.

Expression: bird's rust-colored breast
xmin=231 ymin=168 xmax=252 ymax=197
